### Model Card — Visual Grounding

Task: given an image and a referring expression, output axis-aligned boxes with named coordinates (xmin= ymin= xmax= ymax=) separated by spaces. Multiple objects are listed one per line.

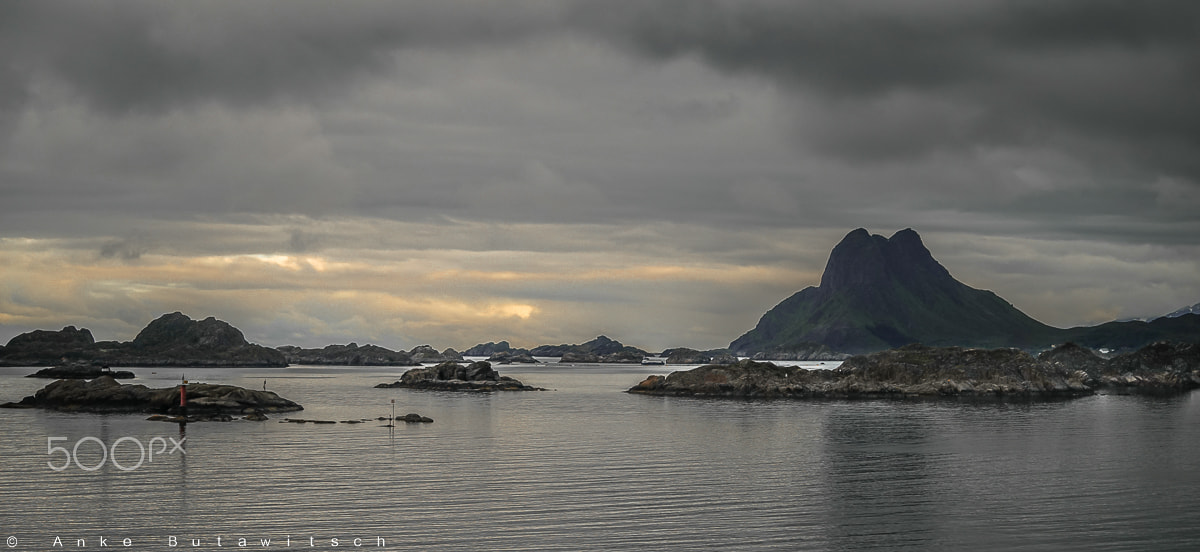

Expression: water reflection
xmin=817 ymin=403 xmax=948 ymax=549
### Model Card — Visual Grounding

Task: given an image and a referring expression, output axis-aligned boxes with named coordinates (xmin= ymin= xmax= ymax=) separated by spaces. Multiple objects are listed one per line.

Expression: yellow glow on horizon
xmin=486 ymin=303 xmax=536 ymax=319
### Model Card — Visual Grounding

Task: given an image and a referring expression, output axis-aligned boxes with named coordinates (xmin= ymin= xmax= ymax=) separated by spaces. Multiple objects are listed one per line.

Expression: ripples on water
xmin=1 ymin=365 xmax=1198 ymax=551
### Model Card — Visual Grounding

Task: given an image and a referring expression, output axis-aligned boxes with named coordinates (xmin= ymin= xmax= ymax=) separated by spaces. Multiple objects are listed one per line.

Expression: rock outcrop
xmin=1040 ymin=341 xmax=1200 ymax=394
xmin=488 ymin=351 xmax=540 ymax=364
xmin=279 ymin=414 xmax=433 ymax=424
xmin=749 ymin=342 xmax=851 ymax=362
xmin=463 ymin=341 xmax=514 ymax=356
xmin=2 ymin=376 xmax=303 ymax=415
xmin=0 ymin=313 xmax=286 ymax=367
xmin=408 ymin=345 xmax=465 ymax=364
xmin=118 ymin=312 xmax=286 ymax=366
xmin=661 ymin=348 xmax=738 ymax=365
xmin=277 ymin=342 xmax=418 ymax=366
xmin=2 ymin=326 xmax=96 ymax=364
xmin=27 ymin=363 xmax=135 ymax=379
xmin=630 ymin=343 xmax=1200 ymax=399
xmin=531 ymin=335 xmax=649 ymax=363
xmin=375 ymin=361 xmax=543 ymax=391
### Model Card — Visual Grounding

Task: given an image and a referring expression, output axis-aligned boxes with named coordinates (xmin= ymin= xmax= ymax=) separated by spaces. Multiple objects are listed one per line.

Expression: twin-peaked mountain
xmin=731 ymin=228 xmax=1199 ymax=355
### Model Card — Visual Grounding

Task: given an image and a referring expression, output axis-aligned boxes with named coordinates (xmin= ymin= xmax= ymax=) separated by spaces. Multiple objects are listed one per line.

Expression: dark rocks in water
xmin=630 ymin=346 xmax=1095 ymax=399
xmin=632 ymin=342 xmax=1200 ymax=399
xmin=630 ymin=359 xmax=843 ymax=398
xmin=2 ymin=376 xmax=304 ymax=414
xmin=397 ymin=413 xmax=434 ymax=423
xmin=598 ymin=349 xmax=648 ymax=364
xmin=146 ymin=413 xmax=235 ymax=423
xmin=1039 ymin=341 xmax=1200 ymax=394
xmin=488 ymin=351 xmax=539 ymax=364
xmin=27 ymin=363 xmax=135 ymax=379
xmin=749 ymin=342 xmax=850 ymax=362
xmin=278 ymin=414 xmax=433 ymax=425
xmin=1037 ymin=342 xmax=1110 ymax=374
xmin=375 ymin=361 xmax=544 ymax=391
xmin=661 ymin=348 xmax=738 ymax=365
xmin=560 ymin=351 xmax=601 ymax=363
xmin=277 ymin=342 xmax=418 ymax=366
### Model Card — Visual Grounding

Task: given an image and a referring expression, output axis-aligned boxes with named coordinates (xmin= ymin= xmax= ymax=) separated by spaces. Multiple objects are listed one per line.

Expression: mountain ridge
xmin=731 ymin=228 xmax=1056 ymax=354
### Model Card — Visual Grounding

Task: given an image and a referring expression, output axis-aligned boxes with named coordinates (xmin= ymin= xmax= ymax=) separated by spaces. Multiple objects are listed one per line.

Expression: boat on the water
xmin=641 ymin=357 xmax=666 ymax=365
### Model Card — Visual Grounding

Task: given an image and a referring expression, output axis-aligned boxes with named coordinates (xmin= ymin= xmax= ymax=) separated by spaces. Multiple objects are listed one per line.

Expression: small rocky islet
xmin=375 ymin=361 xmax=544 ymax=391
xmin=629 ymin=342 xmax=1200 ymax=399
xmin=26 ymin=362 xmax=136 ymax=379
xmin=1 ymin=375 xmax=304 ymax=420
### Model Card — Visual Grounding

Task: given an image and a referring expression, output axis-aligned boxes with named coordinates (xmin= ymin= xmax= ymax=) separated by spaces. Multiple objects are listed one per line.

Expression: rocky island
xmin=276 ymin=343 xmax=464 ymax=365
xmin=730 ymin=228 xmax=1200 ymax=356
xmin=0 ymin=312 xmax=286 ymax=367
xmin=2 ymin=376 xmax=303 ymax=418
xmin=376 ymin=361 xmax=544 ymax=391
xmin=26 ymin=363 xmax=136 ymax=379
xmin=464 ymin=336 xmax=653 ymax=363
xmin=629 ymin=342 xmax=1200 ymax=399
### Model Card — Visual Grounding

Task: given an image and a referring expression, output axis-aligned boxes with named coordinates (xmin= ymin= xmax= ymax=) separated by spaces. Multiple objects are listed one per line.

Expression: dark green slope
xmin=1059 ymin=314 xmax=1200 ymax=351
xmin=730 ymin=229 xmax=1058 ymax=354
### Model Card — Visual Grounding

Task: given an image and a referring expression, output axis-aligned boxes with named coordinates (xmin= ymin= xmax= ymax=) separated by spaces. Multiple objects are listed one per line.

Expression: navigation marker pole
xmin=180 ymin=374 xmax=188 ymax=423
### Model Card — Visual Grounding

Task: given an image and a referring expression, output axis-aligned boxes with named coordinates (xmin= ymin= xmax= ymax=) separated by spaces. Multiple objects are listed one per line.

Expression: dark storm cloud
xmin=4 ymin=1 xmax=1197 ymax=168
xmin=569 ymin=0 xmax=1200 ymax=176
xmin=0 ymin=1 xmax=563 ymax=114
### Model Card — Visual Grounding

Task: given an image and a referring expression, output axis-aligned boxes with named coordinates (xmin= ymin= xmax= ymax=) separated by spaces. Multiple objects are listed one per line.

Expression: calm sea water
xmin=1 ymin=363 xmax=1198 ymax=551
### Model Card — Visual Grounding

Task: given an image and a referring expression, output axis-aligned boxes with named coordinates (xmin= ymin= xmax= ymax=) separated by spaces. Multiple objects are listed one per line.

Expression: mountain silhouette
xmin=730 ymin=228 xmax=1057 ymax=354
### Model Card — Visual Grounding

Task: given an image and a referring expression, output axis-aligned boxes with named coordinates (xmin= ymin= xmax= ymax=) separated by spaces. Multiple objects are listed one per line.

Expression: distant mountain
xmin=730 ymin=229 xmax=1058 ymax=354
xmin=1158 ymin=302 xmax=1200 ymax=321
xmin=731 ymin=229 xmax=1200 ymax=355
xmin=530 ymin=335 xmax=650 ymax=363
xmin=1115 ymin=301 xmax=1200 ymax=323
xmin=1057 ymin=314 xmax=1200 ymax=352
xmin=276 ymin=342 xmax=419 ymax=366
xmin=0 ymin=312 xmax=285 ymax=367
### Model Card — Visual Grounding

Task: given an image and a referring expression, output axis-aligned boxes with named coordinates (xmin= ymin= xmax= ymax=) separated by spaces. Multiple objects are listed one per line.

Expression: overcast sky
xmin=1 ymin=1 xmax=1197 ymax=351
